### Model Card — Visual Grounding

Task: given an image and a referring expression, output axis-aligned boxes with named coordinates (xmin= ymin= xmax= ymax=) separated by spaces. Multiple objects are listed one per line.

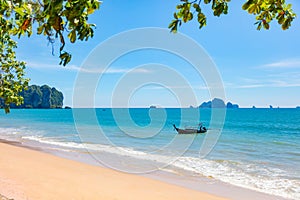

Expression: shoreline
xmin=0 ymin=139 xmax=290 ymax=200
xmin=0 ymin=139 xmax=227 ymax=200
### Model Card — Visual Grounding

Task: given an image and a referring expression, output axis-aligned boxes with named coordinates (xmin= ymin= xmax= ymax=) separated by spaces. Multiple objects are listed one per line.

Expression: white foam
xmin=0 ymin=127 xmax=21 ymax=135
xmin=172 ymin=157 xmax=300 ymax=200
xmin=21 ymin=135 xmax=147 ymax=156
xmin=0 ymin=127 xmax=25 ymax=142
xmin=22 ymin=135 xmax=86 ymax=149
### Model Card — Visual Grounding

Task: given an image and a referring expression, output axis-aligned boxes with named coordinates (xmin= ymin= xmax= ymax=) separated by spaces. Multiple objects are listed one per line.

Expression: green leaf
xmin=277 ymin=15 xmax=284 ymax=24
xmin=176 ymin=5 xmax=183 ymax=9
xmin=263 ymin=22 xmax=270 ymax=29
xmin=255 ymin=5 xmax=261 ymax=14
xmin=187 ymin=12 xmax=193 ymax=20
xmin=174 ymin=12 xmax=178 ymax=19
xmin=248 ymin=4 xmax=257 ymax=14
xmin=168 ymin=20 xmax=176 ymax=29
xmin=87 ymin=7 xmax=95 ymax=15
xmin=193 ymin=3 xmax=199 ymax=9
xmin=37 ymin=25 xmax=44 ymax=35
xmin=68 ymin=30 xmax=76 ymax=43
xmin=169 ymin=19 xmax=180 ymax=33
xmin=59 ymin=52 xmax=69 ymax=60
xmin=256 ymin=22 xmax=262 ymax=30
xmin=14 ymin=7 xmax=25 ymax=16
xmin=282 ymin=18 xmax=291 ymax=30
xmin=242 ymin=2 xmax=250 ymax=10
xmin=63 ymin=54 xmax=72 ymax=66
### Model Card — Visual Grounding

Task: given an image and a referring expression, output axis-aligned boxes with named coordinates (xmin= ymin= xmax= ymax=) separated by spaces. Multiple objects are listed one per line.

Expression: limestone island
xmin=0 ymin=84 xmax=63 ymax=109
xmin=199 ymin=98 xmax=239 ymax=109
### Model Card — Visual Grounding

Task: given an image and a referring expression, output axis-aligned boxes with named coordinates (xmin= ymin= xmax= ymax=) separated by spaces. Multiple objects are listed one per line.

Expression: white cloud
xmin=144 ymin=84 xmax=211 ymax=91
xmin=226 ymin=67 xmax=300 ymax=89
xmin=261 ymin=59 xmax=300 ymax=68
xmin=26 ymin=62 xmax=62 ymax=69
xmin=69 ymin=66 xmax=152 ymax=74
xmin=228 ymin=80 xmax=300 ymax=89
xmin=236 ymin=84 xmax=265 ymax=89
xmin=25 ymin=61 xmax=151 ymax=74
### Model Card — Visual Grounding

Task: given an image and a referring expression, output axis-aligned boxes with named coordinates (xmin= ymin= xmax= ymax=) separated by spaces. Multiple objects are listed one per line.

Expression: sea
xmin=0 ymin=108 xmax=299 ymax=200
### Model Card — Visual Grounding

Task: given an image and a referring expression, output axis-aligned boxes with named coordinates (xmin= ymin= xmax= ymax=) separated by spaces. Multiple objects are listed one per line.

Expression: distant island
xmin=199 ymin=98 xmax=239 ymax=109
xmin=0 ymin=85 xmax=63 ymax=109
xmin=297 ymin=106 xmax=300 ymax=109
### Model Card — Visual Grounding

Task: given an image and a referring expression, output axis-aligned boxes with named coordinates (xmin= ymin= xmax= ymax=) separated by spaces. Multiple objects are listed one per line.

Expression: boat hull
xmin=173 ymin=124 xmax=207 ymax=134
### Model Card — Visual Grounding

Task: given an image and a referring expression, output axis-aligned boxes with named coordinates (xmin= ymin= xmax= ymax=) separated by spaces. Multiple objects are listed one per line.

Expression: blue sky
xmin=16 ymin=0 xmax=300 ymax=108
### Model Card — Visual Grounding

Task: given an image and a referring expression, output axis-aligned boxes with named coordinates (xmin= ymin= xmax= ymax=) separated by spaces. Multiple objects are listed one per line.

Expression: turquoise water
xmin=0 ymin=108 xmax=299 ymax=199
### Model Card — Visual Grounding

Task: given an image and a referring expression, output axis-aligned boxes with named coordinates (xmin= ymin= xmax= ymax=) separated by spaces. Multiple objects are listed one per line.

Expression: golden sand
xmin=0 ymin=142 xmax=227 ymax=200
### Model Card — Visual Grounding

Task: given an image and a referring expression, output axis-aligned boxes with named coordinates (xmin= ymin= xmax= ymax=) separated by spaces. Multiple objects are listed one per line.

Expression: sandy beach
xmin=0 ymin=141 xmax=228 ymax=200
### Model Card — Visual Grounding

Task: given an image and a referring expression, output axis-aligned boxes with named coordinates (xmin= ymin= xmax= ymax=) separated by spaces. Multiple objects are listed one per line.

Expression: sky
xmin=15 ymin=0 xmax=300 ymax=108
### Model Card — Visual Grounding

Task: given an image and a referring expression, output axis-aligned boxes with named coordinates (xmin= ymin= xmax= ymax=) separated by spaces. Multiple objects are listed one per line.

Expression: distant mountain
xmin=0 ymin=85 xmax=63 ymax=109
xmin=199 ymin=98 xmax=225 ymax=108
xmin=297 ymin=106 xmax=300 ymax=109
xmin=199 ymin=98 xmax=239 ymax=109
xmin=226 ymin=102 xmax=239 ymax=109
